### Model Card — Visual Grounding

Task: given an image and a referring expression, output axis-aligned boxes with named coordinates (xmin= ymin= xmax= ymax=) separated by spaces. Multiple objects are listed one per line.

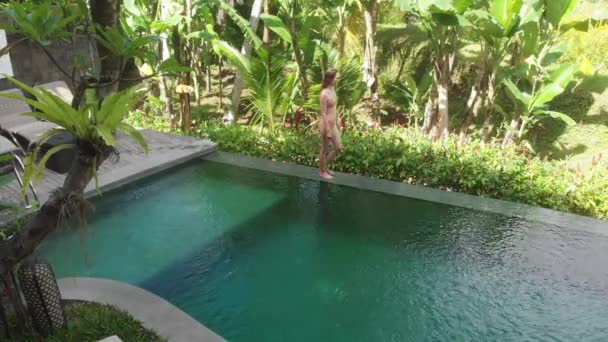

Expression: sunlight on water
xmin=38 ymin=163 xmax=285 ymax=284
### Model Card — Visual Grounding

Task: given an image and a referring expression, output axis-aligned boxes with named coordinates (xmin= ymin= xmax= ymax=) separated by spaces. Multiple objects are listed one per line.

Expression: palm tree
xmin=362 ymin=0 xmax=380 ymax=122
xmin=332 ymin=0 xmax=365 ymax=58
xmin=216 ymin=41 xmax=294 ymax=129
xmin=261 ymin=0 xmax=320 ymax=102
xmin=159 ymin=0 xmax=177 ymax=124
xmin=263 ymin=0 xmax=271 ymax=43
xmin=230 ymin=0 xmax=264 ymax=119
xmin=398 ymin=0 xmax=472 ymax=140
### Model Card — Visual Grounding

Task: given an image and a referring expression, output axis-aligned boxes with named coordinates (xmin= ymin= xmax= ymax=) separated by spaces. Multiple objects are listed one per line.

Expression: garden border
xmin=58 ymin=277 xmax=226 ymax=342
xmin=204 ymin=151 xmax=608 ymax=236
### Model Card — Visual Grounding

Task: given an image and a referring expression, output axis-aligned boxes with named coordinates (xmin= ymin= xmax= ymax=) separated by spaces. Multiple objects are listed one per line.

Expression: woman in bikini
xmin=319 ymin=69 xmax=342 ymax=180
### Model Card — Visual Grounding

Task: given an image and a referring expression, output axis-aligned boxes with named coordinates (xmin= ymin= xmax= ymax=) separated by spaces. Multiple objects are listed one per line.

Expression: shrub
xmin=7 ymin=302 xmax=165 ymax=342
xmin=194 ymin=121 xmax=608 ymax=220
xmin=128 ymin=109 xmax=175 ymax=133
xmin=562 ymin=23 xmax=608 ymax=72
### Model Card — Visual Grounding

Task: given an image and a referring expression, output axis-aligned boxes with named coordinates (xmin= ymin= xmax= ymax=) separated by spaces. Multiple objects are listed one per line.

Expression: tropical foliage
xmin=114 ymin=0 xmax=599 ymax=144
xmin=116 ymin=0 xmax=607 ymax=217
xmin=193 ymin=120 xmax=608 ymax=219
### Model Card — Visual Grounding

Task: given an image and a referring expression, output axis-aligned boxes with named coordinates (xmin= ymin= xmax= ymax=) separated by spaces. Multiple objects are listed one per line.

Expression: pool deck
xmin=0 ymin=129 xmax=216 ymax=224
xmin=58 ymin=277 xmax=226 ymax=342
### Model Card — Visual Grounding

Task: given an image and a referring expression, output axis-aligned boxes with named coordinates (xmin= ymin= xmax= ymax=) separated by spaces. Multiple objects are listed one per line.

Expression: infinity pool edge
xmin=203 ymin=151 xmax=608 ymax=236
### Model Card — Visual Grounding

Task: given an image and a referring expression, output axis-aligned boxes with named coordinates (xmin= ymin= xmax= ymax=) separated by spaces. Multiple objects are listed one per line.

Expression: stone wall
xmin=0 ymin=14 xmax=97 ymax=92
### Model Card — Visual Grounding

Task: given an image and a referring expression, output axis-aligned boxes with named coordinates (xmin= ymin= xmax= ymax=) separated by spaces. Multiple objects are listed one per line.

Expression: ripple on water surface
xmin=38 ymin=161 xmax=608 ymax=341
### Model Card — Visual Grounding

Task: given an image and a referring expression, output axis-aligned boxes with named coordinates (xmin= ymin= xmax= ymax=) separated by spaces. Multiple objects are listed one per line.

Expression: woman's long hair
xmin=322 ymin=69 xmax=337 ymax=89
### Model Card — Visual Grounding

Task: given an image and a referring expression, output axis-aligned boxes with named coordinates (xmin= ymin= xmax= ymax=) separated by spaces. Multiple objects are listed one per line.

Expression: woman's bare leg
xmin=325 ymin=132 xmax=342 ymax=174
xmin=326 ymin=146 xmax=338 ymax=165
xmin=319 ymin=136 xmax=333 ymax=179
xmin=319 ymin=137 xmax=326 ymax=171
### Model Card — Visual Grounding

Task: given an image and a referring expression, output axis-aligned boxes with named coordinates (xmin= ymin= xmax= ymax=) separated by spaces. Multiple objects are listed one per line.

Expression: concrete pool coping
xmin=204 ymin=151 xmax=608 ymax=236
xmin=58 ymin=277 xmax=226 ymax=342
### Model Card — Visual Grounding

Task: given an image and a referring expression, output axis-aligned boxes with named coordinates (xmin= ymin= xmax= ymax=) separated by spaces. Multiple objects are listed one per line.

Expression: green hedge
xmin=193 ymin=121 xmax=608 ymax=220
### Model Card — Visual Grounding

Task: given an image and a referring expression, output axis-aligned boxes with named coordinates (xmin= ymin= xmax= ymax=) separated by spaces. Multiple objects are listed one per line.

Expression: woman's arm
xmin=320 ymin=92 xmax=331 ymax=136
xmin=320 ymin=92 xmax=327 ymax=118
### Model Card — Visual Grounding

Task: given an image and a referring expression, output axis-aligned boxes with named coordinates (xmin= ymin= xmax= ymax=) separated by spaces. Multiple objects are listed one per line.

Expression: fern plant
xmin=242 ymin=49 xmax=294 ymax=128
xmin=0 ymin=78 xmax=148 ymax=196
xmin=306 ymin=42 xmax=366 ymax=118
xmin=215 ymin=42 xmax=295 ymax=129
xmin=0 ymin=0 xmax=82 ymax=46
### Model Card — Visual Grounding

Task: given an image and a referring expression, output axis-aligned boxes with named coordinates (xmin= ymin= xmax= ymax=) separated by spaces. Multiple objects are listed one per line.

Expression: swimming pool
xmin=37 ymin=157 xmax=608 ymax=341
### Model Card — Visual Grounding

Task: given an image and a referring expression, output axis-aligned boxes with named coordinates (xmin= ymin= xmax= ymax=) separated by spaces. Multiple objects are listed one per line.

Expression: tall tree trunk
xmin=0 ymin=0 xmax=123 ymax=275
xmin=422 ymin=84 xmax=437 ymax=134
xmin=205 ymin=65 xmax=212 ymax=94
xmin=337 ymin=6 xmax=347 ymax=57
xmin=230 ymin=0 xmax=263 ymax=119
xmin=429 ymin=34 xmax=456 ymax=141
xmin=363 ymin=0 xmax=379 ymax=123
xmin=481 ymin=74 xmax=497 ymax=144
xmin=179 ymin=0 xmax=193 ymax=132
xmin=394 ymin=50 xmax=408 ymax=82
xmin=118 ymin=57 xmax=142 ymax=91
xmin=263 ymin=0 xmax=270 ymax=43
xmin=216 ymin=0 xmax=233 ymax=28
xmin=481 ymin=116 xmax=491 ymax=144
xmin=434 ymin=79 xmax=449 ymax=140
xmin=180 ymin=90 xmax=191 ymax=132
xmin=202 ymin=41 xmax=213 ymax=97
xmin=503 ymin=113 xmax=521 ymax=147
xmin=458 ymin=92 xmax=480 ymax=145
xmin=159 ymin=0 xmax=175 ymax=125
xmin=518 ymin=118 xmax=527 ymax=140
xmin=159 ymin=74 xmax=173 ymax=121
xmin=191 ymin=48 xmax=201 ymax=106
xmin=218 ymin=62 xmax=224 ymax=111
xmin=90 ymin=0 xmax=123 ymax=97
xmin=458 ymin=67 xmax=485 ymax=144
xmin=289 ymin=20 xmax=310 ymax=101
xmin=502 ymin=43 xmax=525 ymax=147
xmin=459 ymin=92 xmax=484 ymax=145
xmin=432 ymin=58 xmax=450 ymax=140
xmin=173 ymin=33 xmax=192 ymax=132
xmin=216 ymin=0 xmax=233 ymax=113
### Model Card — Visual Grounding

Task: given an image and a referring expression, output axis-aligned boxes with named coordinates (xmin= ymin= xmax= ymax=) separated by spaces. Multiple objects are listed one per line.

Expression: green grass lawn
xmin=533 ymin=22 xmax=608 ymax=170
xmin=7 ymin=302 xmax=164 ymax=342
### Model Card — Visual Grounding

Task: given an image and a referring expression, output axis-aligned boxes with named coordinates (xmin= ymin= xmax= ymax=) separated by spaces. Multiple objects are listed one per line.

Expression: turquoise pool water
xmin=38 ymin=161 xmax=608 ymax=341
